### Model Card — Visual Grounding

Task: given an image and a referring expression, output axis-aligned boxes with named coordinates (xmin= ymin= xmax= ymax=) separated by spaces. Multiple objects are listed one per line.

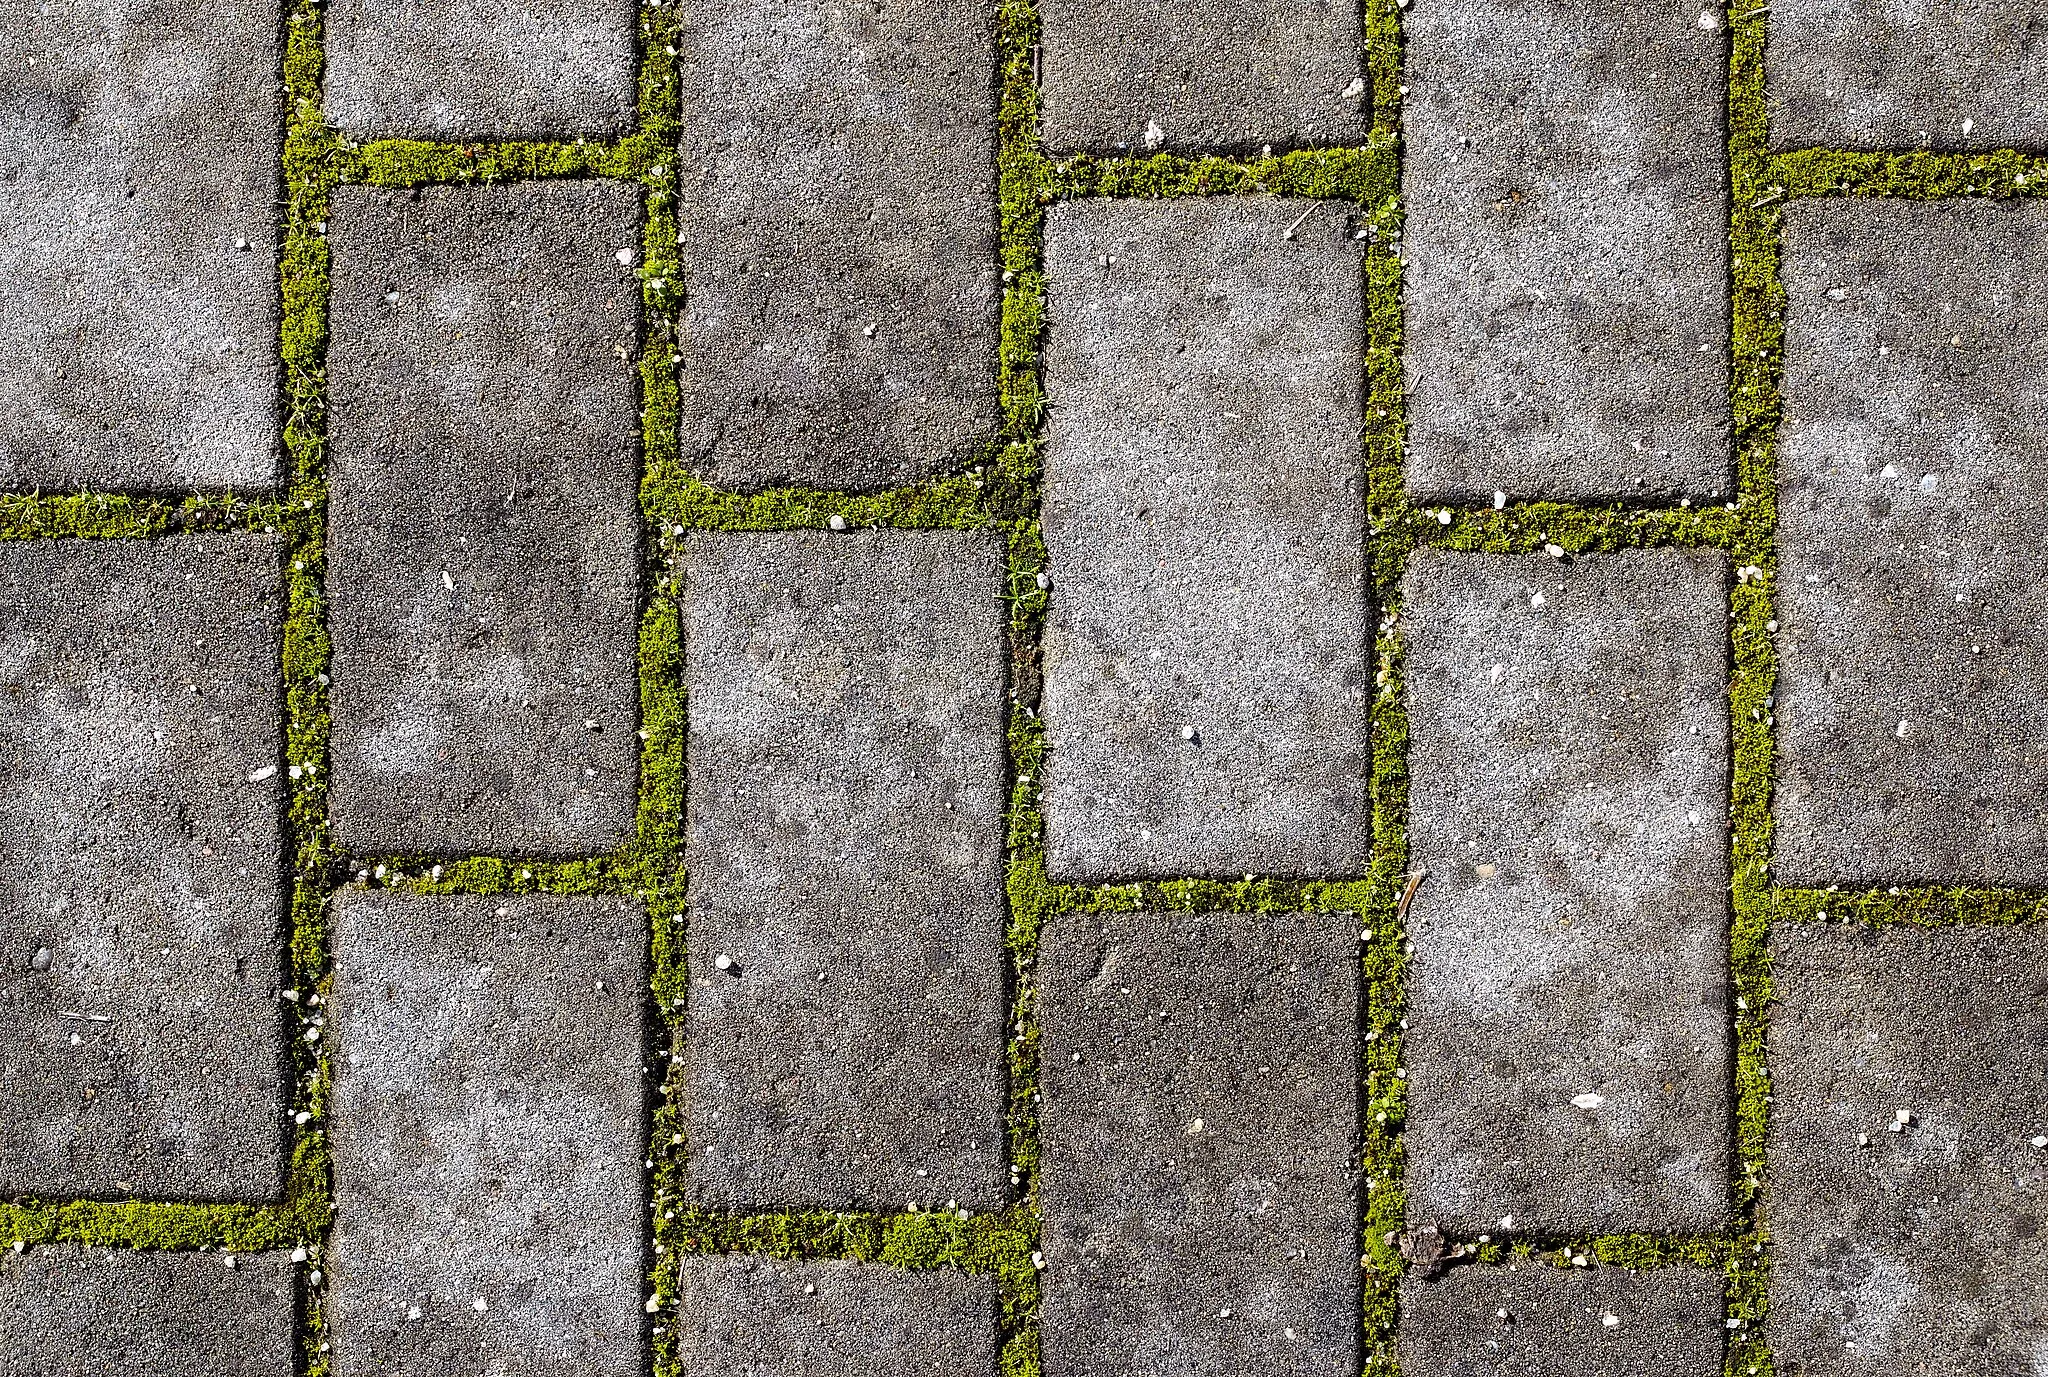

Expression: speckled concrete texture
xmin=327 ymin=892 xmax=646 ymax=1377
xmin=1040 ymin=197 xmax=1371 ymax=882
xmin=1403 ymin=0 xmax=1730 ymax=502
xmin=676 ymin=0 xmax=1000 ymax=491
xmin=0 ymin=536 xmax=286 ymax=1202
xmin=1775 ymin=199 xmax=2048 ymax=887
xmin=1038 ymin=0 xmax=1370 ymax=152
xmin=325 ymin=0 xmax=637 ymax=139
xmin=1766 ymin=0 xmax=2048 ymax=150
xmin=1402 ymin=549 xmax=1730 ymax=1237
xmin=1401 ymin=1264 xmax=1726 ymax=1376
xmin=1767 ymin=923 xmax=2048 ymax=1377
xmin=0 ymin=1247 xmax=296 ymax=1377
xmin=675 ymin=1254 xmax=999 ymax=1377
xmin=0 ymin=0 xmax=281 ymax=491
xmin=681 ymin=531 xmax=1010 ymax=1211
xmin=325 ymin=181 xmax=642 ymax=858
xmin=1038 ymin=907 xmax=1361 ymax=1377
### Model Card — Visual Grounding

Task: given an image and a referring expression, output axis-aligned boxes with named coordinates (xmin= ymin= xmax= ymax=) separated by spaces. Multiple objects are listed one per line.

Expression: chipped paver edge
xmin=3 ymin=0 xmax=2048 ymax=1376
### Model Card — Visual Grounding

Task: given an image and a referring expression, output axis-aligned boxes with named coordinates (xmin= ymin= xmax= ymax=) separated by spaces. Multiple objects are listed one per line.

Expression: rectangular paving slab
xmin=681 ymin=530 xmax=1009 ymax=1211
xmin=0 ymin=1247 xmax=295 ymax=1376
xmin=675 ymin=1254 xmax=999 ymax=1377
xmin=1038 ymin=907 xmax=1361 ymax=1377
xmin=1401 ymin=1264 xmax=1725 ymax=1377
xmin=1775 ymin=198 xmax=2048 ymax=888
xmin=1402 ymin=0 xmax=1729 ymax=502
xmin=1402 ymin=549 xmax=1730 ymax=1237
xmin=1037 ymin=0 xmax=1369 ymax=152
xmin=0 ymin=0 xmax=281 ymax=491
xmin=677 ymin=0 xmax=999 ymax=491
xmin=0 ymin=535 xmax=286 ymax=1202
xmin=1040 ymin=197 xmax=1371 ymax=882
xmin=1767 ymin=922 xmax=2048 ymax=1377
xmin=326 ymin=181 xmax=642 ymax=858
xmin=327 ymin=891 xmax=647 ymax=1377
xmin=325 ymin=0 xmax=636 ymax=139
xmin=1766 ymin=0 xmax=2048 ymax=149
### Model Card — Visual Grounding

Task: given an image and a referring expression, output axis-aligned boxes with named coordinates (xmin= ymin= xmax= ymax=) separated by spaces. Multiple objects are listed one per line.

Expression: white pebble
xmin=1602 ymin=1311 xmax=1620 ymax=1327
xmin=714 ymin=953 xmax=734 ymax=971
xmin=473 ymin=1297 xmax=488 ymax=1313
xmin=827 ymin=514 xmax=847 ymax=531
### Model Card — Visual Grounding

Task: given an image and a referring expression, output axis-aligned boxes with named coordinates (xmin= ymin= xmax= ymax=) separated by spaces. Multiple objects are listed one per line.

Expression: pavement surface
xmin=3 ymin=1 xmax=2046 ymax=1374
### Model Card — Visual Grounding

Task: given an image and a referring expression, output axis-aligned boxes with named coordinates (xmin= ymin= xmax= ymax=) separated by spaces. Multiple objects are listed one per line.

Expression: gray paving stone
xmin=326 ymin=181 xmax=642 ymax=858
xmin=1040 ymin=198 xmax=1371 ymax=882
xmin=675 ymin=1254 xmax=999 ymax=1377
xmin=326 ymin=0 xmax=636 ymax=139
xmin=0 ymin=536 xmax=286 ymax=1202
xmin=0 ymin=1247 xmax=295 ymax=1376
xmin=1403 ymin=0 xmax=1730 ymax=503
xmin=1766 ymin=0 xmax=2048 ymax=150
xmin=1038 ymin=907 xmax=1360 ymax=1377
xmin=1775 ymin=199 xmax=2048 ymax=888
xmin=0 ymin=0 xmax=280 ymax=491
xmin=681 ymin=530 xmax=1009 ymax=1210
xmin=1402 ymin=549 xmax=1730 ymax=1237
xmin=328 ymin=891 xmax=646 ymax=1377
xmin=1037 ymin=0 xmax=1369 ymax=153
xmin=1767 ymin=922 xmax=2048 ymax=1377
xmin=1401 ymin=1264 xmax=1725 ymax=1377
xmin=676 ymin=0 xmax=1000 ymax=492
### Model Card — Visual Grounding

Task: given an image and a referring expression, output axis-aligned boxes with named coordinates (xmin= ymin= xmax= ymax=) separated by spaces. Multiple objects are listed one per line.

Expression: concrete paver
xmin=1403 ymin=0 xmax=1730 ymax=501
xmin=1402 ymin=549 xmax=1730 ymax=1237
xmin=1767 ymin=922 xmax=2048 ymax=1377
xmin=0 ymin=0 xmax=281 ymax=490
xmin=327 ymin=891 xmax=647 ymax=1377
xmin=1041 ymin=197 xmax=1371 ymax=882
xmin=682 ymin=531 xmax=1010 ymax=1211
xmin=326 ymin=181 xmax=642 ymax=858
xmin=0 ymin=536 xmax=286 ymax=1202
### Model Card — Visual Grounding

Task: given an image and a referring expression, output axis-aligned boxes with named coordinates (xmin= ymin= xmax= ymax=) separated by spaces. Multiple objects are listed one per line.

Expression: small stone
xmin=28 ymin=949 xmax=50 ymax=973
